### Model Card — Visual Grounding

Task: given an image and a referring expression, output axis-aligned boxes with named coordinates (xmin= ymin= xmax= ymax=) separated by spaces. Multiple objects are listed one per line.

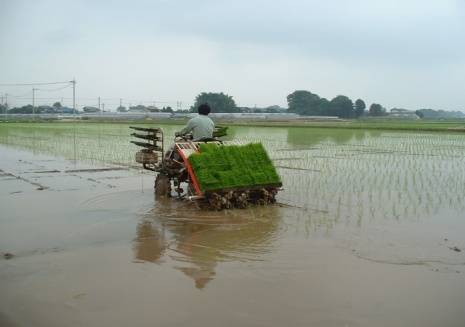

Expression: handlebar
xmin=174 ymin=126 xmax=227 ymax=141
xmin=174 ymin=133 xmax=193 ymax=141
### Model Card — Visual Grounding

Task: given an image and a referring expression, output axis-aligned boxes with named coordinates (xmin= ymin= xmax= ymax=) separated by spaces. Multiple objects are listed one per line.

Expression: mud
xmin=1 ymin=145 xmax=465 ymax=327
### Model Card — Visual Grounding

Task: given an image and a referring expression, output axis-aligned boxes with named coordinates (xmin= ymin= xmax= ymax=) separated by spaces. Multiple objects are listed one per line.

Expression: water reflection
xmin=286 ymin=127 xmax=369 ymax=147
xmin=133 ymin=197 xmax=281 ymax=289
xmin=133 ymin=219 xmax=167 ymax=263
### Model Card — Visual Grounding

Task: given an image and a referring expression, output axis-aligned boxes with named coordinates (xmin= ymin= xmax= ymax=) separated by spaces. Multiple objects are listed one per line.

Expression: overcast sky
xmin=1 ymin=0 xmax=465 ymax=112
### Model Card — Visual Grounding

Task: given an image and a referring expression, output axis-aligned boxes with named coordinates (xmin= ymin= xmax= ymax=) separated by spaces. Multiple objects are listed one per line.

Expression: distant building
xmin=37 ymin=105 xmax=58 ymax=113
xmin=388 ymin=108 xmax=419 ymax=119
xmin=82 ymin=106 xmax=100 ymax=112
xmin=129 ymin=105 xmax=146 ymax=112
xmin=145 ymin=106 xmax=160 ymax=112
xmin=60 ymin=107 xmax=79 ymax=114
xmin=238 ymin=107 xmax=251 ymax=113
xmin=209 ymin=112 xmax=300 ymax=119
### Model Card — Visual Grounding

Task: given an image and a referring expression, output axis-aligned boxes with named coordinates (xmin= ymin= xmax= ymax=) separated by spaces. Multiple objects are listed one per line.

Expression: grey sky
xmin=1 ymin=0 xmax=464 ymax=112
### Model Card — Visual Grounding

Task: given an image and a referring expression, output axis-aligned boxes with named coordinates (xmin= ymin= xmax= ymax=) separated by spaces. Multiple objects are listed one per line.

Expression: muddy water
xmin=1 ymin=126 xmax=465 ymax=327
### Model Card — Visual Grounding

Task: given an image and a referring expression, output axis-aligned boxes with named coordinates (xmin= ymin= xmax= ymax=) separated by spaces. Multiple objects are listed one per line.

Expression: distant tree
xmin=415 ymin=110 xmax=424 ymax=118
xmin=162 ymin=106 xmax=174 ymax=113
xmin=53 ymin=102 xmax=62 ymax=108
xmin=116 ymin=106 xmax=127 ymax=112
xmin=417 ymin=108 xmax=464 ymax=118
xmin=9 ymin=105 xmax=33 ymax=114
xmin=265 ymin=108 xmax=278 ymax=113
xmin=328 ymin=95 xmax=354 ymax=118
xmin=191 ymin=92 xmax=238 ymax=113
xmin=287 ymin=90 xmax=322 ymax=115
xmin=267 ymin=105 xmax=282 ymax=111
xmin=130 ymin=105 xmax=146 ymax=111
xmin=369 ymin=103 xmax=385 ymax=116
xmin=319 ymin=98 xmax=330 ymax=113
xmin=237 ymin=106 xmax=251 ymax=113
xmin=354 ymin=99 xmax=366 ymax=118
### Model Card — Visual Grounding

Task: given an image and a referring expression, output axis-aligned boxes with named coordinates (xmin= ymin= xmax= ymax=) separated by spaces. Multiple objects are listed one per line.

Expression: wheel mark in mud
xmin=352 ymin=253 xmax=464 ymax=267
xmin=86 ymin=177 xmax=116 ymax=188
xmin=5 ymin=173 xmax=51 ymax=191
xmin=2 ymin=247 xmax=60 ymax=260
xmin=3 ymin=168 xmax=126 ymax=191
xmin=352 ymin=240 xmax=464 ymax=270
xmin=2 ymin=169 xmax=51 ymax=190
xmin=70 ymin=293 xmax=86 ymax=300
xmin=3 ymin=252 xmax=14 ymax=260
xmin=68 ymin=173 xmax=117 ymax=188
xmin=65 ymin=168 xmax=127 ymax=173
xmin=0 ymin=171 xmax=16 ymax=179
xmin=28 ymin=170 xmax=61 ymax=174
xmin=64 ymin=168 xmax=127 ymax=188
xmin=276 ymin=202 xmax=329 ymax=214
xmin=275 ymin=165 xmax=321 ymax=172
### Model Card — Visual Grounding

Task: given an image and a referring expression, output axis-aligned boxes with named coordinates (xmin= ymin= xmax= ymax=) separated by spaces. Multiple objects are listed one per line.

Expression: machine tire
xmin=155 ymin=174 xmax=171 ymax=197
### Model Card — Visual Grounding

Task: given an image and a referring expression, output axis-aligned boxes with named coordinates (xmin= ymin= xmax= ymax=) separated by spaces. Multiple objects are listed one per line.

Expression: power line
xmin=1 ymin=80 xmax=192 ymax=109
xmin=36 ymin=83 xmax=72 ymax=92
xmin=0 ymin=81 xmax=73 ymax=86
xmin=8 ymin=91 xmax=33 ymax=98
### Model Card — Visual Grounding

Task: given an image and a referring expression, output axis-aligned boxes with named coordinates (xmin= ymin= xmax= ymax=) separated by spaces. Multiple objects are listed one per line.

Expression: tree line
xmin=286 ymin=90 xmax=366 ymax=118
xmin=191 ymin=91 xmax=371 ymax=118
xmin=416 ymin=108 xmax=464 ymax=119
xmin=194 ymin=91 xmax=462 ymax=119
xmin=193 ymin=91 xmax=374 ymax=118
xmin=2 ymin=91 xmax=462 ymax=118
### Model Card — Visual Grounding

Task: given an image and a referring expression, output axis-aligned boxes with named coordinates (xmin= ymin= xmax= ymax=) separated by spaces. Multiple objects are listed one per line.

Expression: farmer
xmin=175 ymin=103 xmax=215 ymax=141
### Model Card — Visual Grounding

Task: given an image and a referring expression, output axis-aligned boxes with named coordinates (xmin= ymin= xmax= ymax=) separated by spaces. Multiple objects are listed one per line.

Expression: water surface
xmin=1 ymin=123 xmax=464 ymax=326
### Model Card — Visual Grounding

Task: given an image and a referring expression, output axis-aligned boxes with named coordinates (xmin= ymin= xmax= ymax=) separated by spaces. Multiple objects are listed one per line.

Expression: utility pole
xmin=5 ymin=93 xmax=9 ymax=120
xmin=32 ymin=87 xmax=37 ymax=120
xmin=71 ymin=78 xmax=76 ymax=160
xmin=71 ymin=78 xmax=76 ymax=118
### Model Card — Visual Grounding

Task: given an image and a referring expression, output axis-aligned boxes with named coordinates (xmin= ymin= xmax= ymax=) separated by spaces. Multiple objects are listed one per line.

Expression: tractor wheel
xmin=155 ymin=174 xmax=171 ymax=197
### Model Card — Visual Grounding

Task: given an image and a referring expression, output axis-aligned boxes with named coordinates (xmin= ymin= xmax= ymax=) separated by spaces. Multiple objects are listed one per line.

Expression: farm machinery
xmin=130 ymin=126 xmax=282 ymax=210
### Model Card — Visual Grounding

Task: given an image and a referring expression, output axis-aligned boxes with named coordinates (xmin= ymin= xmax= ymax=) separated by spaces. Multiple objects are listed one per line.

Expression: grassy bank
xmin=1 ymin=117 xmax=464 ymax=132
xmin=208 ymin=118 xmax=465 ymax=132
xmin=136 ymin=118 xmax=465 ymax=132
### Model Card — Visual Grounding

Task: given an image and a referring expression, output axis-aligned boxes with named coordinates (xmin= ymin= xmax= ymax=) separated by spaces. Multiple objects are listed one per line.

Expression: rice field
xmin=2 ymin=122 xmax=465 ymax=326
xmin=1 ymin=122 xmax=464 ymax=230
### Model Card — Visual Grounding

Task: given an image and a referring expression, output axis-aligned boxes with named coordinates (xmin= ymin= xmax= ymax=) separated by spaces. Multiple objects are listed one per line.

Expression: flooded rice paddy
xmin=1 ymin=123 xmax=464 ymax=326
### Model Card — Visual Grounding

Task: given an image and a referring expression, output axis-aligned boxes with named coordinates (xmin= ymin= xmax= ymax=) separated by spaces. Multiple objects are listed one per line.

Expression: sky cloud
xmin=1 ymin=0 xmax=464 ymax=112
